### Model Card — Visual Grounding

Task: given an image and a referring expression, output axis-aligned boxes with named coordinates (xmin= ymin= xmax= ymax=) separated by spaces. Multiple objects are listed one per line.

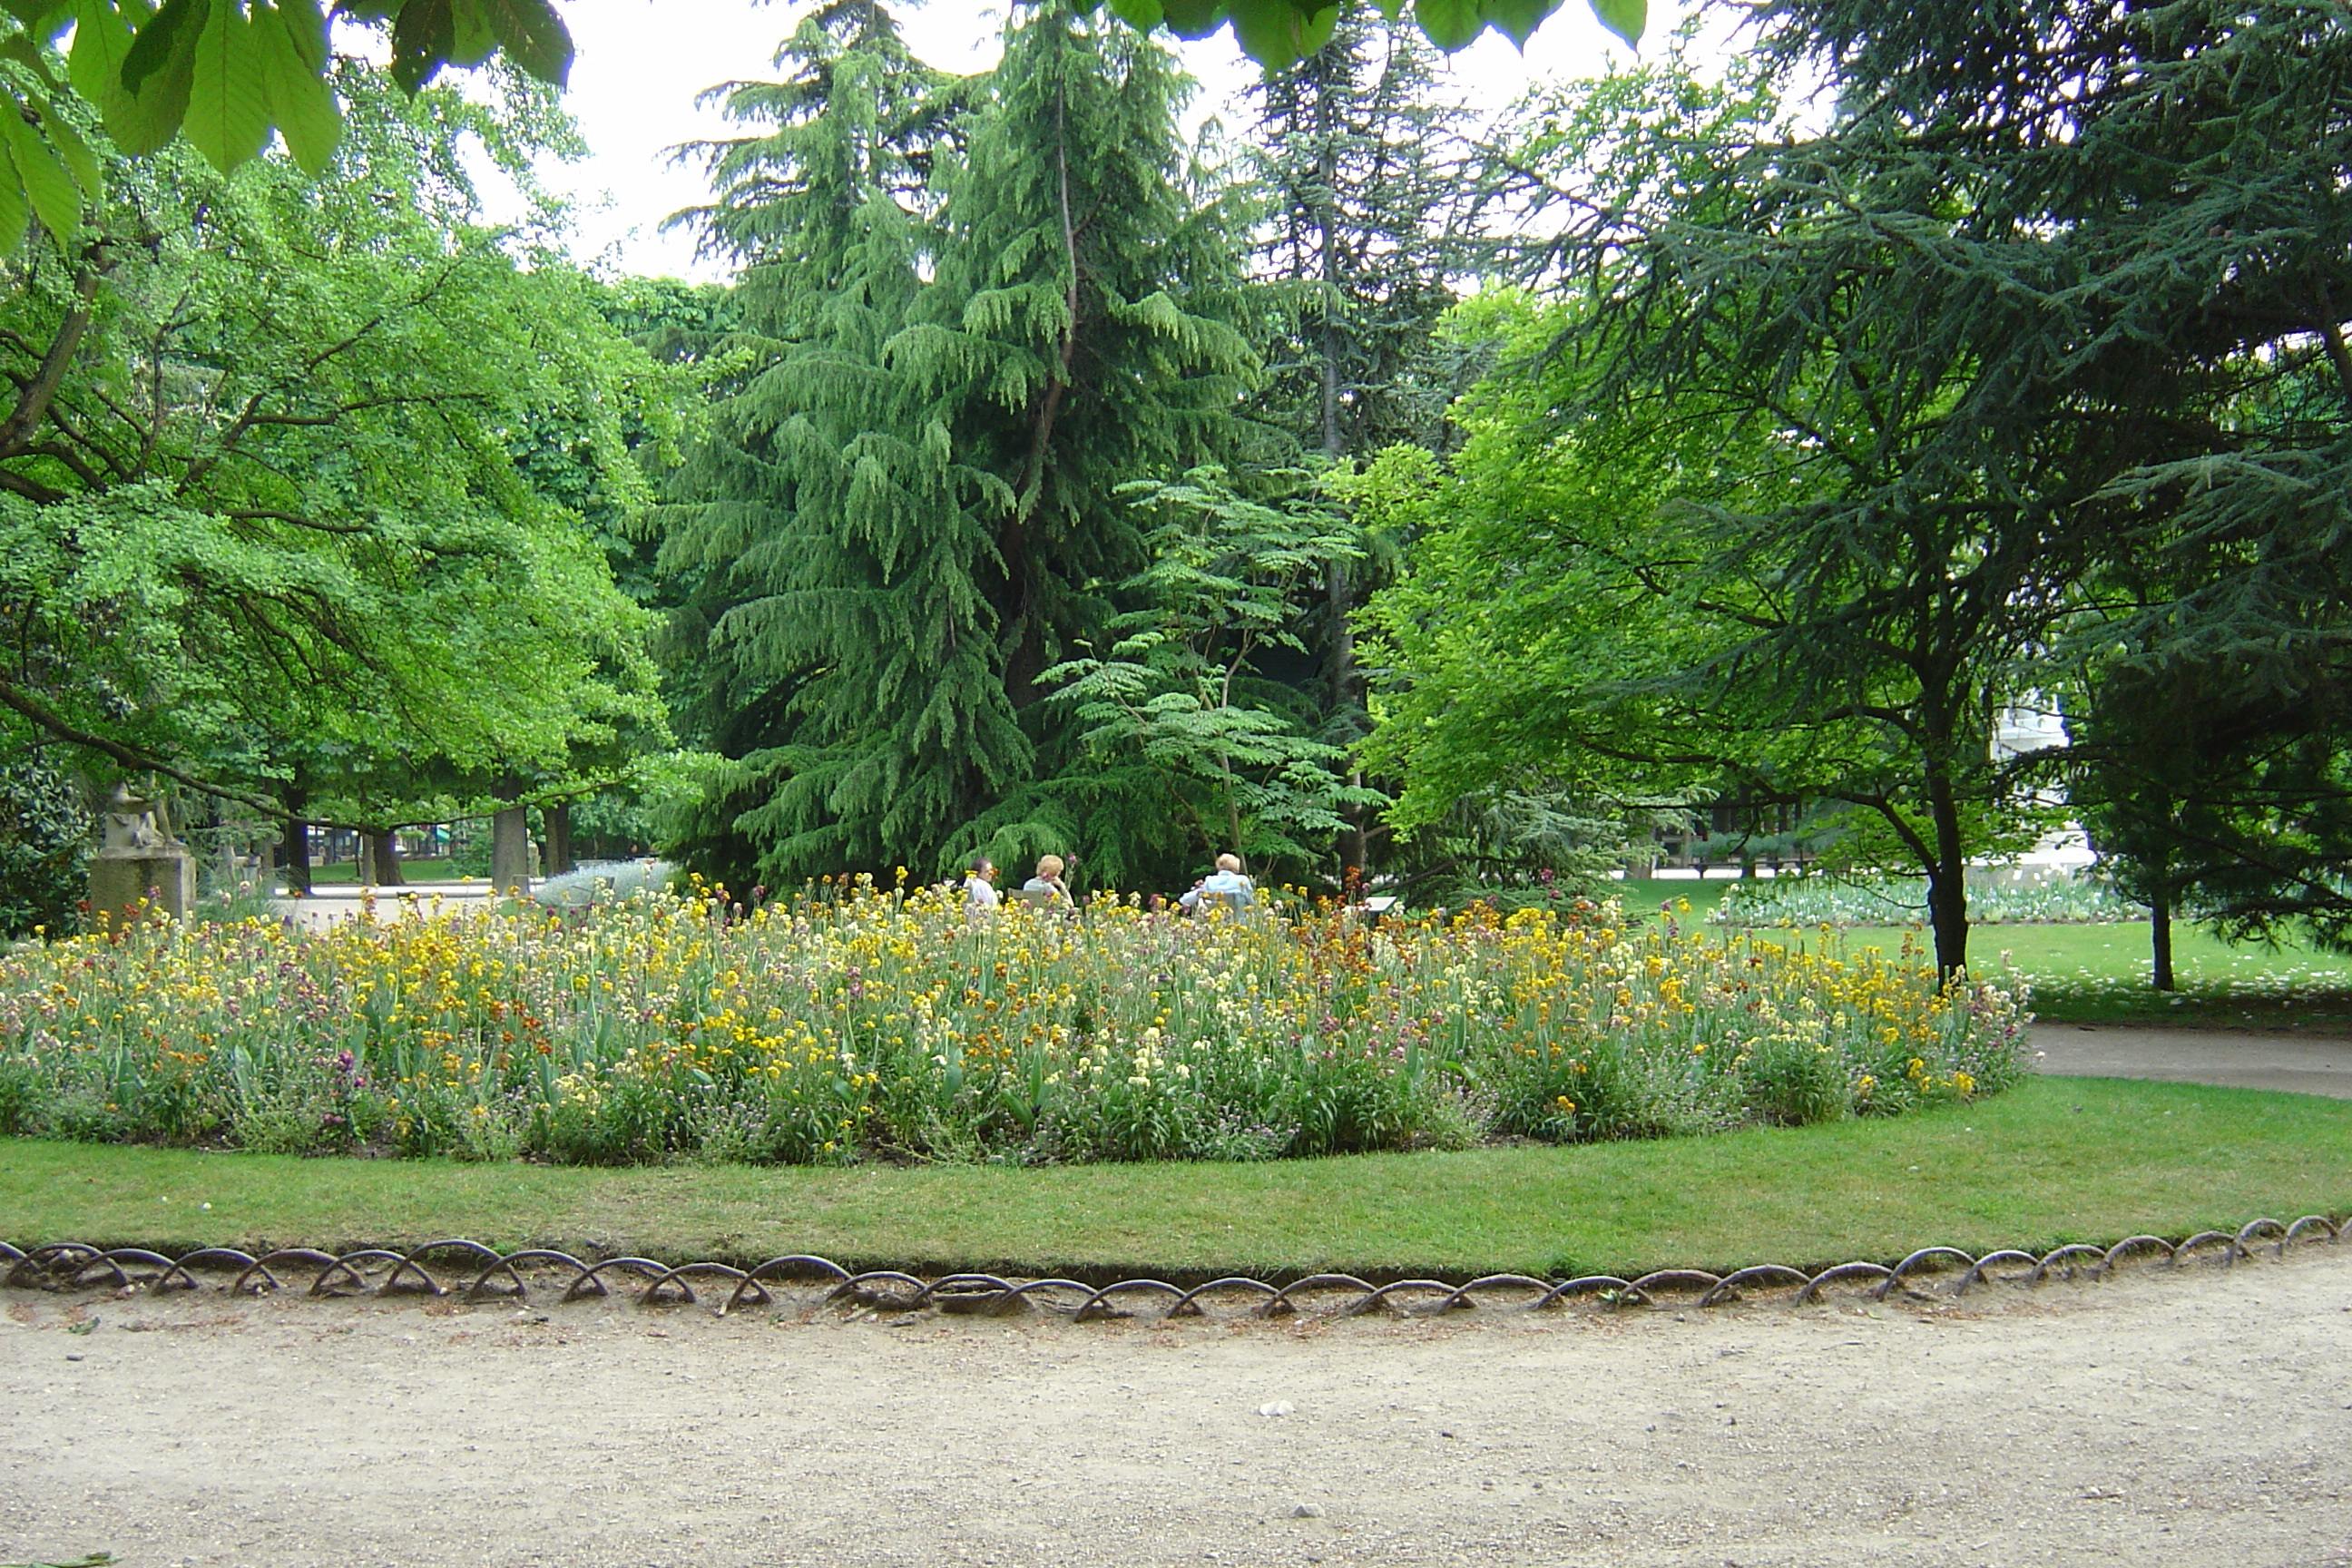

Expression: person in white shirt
xmin=963 ymin=857 xmax=1000 ymax=915
xmin=1180 ymin=852 xmax=1255 ymax=914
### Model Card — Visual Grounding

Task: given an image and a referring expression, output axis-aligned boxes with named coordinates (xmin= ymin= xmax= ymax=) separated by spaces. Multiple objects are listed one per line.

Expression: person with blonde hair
xmin=1021 ymin=854 xmax=1073 ymax=907
xmin=1180 ymin=851 xmax=1255 ymax=915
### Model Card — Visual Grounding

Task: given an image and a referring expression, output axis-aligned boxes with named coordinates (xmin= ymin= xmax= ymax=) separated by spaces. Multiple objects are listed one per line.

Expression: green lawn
xmin=6 ymin=1076 xmax=2347 ymax=1280
xmin=1602 ymin=879 xmax=2352 ymax=1030
xmin=297 ymin=858 xmax=467 ymax=886
xmin=1823 ymin=922 xmax=2352 ymax=1030
xmin=1612 ymin=877 xmax=1738 ymax=920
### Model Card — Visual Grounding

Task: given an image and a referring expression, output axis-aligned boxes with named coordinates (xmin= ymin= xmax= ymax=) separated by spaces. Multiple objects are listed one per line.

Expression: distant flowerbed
xmin=1713 ymin=875 xmax=2144 ymax=928
xmin=0 ymin=883 xmax=2027 ymax=1165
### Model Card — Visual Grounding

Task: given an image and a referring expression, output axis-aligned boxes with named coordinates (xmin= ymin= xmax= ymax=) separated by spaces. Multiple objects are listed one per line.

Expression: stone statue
xmin=102 ymin=785 xmax=172 ymax=851
xmin=90 ymin=783 xmax=194 ymax=926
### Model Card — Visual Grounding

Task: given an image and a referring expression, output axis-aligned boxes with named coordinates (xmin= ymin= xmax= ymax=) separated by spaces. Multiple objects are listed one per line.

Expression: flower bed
xmin=0 ymin=885 xmax=2026 ymax=1164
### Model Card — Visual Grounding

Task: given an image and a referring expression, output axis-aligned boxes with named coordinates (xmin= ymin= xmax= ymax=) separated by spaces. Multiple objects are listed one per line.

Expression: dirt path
xmin=2031 ymin=1023 xmax=2352 ymax=1098
xmin=5 ymin=1248 xmax=2351 ymax=1567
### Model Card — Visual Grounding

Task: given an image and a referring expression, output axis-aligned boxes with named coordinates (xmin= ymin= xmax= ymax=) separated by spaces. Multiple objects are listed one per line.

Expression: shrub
xmin=0 ymin=758 xmax=89 ymax=939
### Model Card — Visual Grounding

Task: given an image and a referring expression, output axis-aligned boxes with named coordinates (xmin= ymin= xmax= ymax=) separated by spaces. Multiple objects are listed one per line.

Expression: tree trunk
xmin=490 ymin=780 xmax=531 ymax=895
xmin=1329 ymin=556 xmax=1369 ymax=878
xmin=544 ymin=800 xmax=573 ymax=877
xmin=1312 ymin=97 xmax=1375 ymax=884
xmin=2151 ymin=887 xmax=2175 ymax=992
xmin=283 ymin=818 xmax=312 ymax=896
xmin=368 ymin=828 xmax=406 ymax=887
xmin=1000 ymin=83 xmax=1084 ymax=710
xmin=1925 ymin=780 xmax=1971 ymax=980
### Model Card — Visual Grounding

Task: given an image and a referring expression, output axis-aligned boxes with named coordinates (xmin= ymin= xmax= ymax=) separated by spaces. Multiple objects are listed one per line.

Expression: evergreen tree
xmin=661 ymin=0 xmax=985 ymax=881
xmin=663 ymin=0 xmax=1255 ymax=888
xmin=1240 ymin=11 xmax=1475 ymax=877
xmin=1246 ymin=12 xmax=1472 ymax=463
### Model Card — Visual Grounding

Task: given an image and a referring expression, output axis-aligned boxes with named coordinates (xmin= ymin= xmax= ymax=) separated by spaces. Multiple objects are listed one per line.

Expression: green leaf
xmin=256 ymin=0 xmax=338 ymax=172
xmin=0 ymin=91 xmax=83 ymax=239
xmin=1225 ymin=0 xmax=1338 ymax=64
xmin=68 ymin=0 xmax=142 ymax=105
xmin=42 ymin=104 xmax=101 ymax=192
xmin=446 ymin=0 xmax=493 ymax=65
xmin=1103 ymin=0 xmax=1164 ymax=29
xmin=0 ymin=0 xmax=69 ymax=34
xmin=1295 ymin=4 xmax=1339 ymax=53
xmin=122 ymin=0 xmax=207 ymax=92
xmin=1367 ymin=0 xmax=1406 ymax=17
xmin=1229 ymin=0 xmax=1310 ymax=65
xmin=1414 ymin=0 xmax=1483 ymax=50
xmin=274 ymin=0 xmax=325 ymax=67
xmin=96 ymin=0 xmax=191 ymax=154
xmin=1159 ymin=0 xmax=1224 ymax=41
xmin=0 ymin=34 xmax=64 ymax=83
xmin=182 ymin=0 xmax=271 ymax=170
xmin=1586 ymin=0 xmax=1642 ymax=47
xmin=0 ymin=130 xmax=26 ymax=252
xmin=388 ymin=0 xmax=451 ymax=91
xmin=1480 ymin=0 xmax=1561 ymax=48
xmin=480 ymin=0 xmax=568 ymax=85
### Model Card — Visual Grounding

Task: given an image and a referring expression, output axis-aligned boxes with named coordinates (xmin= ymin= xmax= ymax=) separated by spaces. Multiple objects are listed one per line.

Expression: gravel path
xmin=7 ymin=1248 xmax=2352 ymax=1567
xmin=2031 ymin=1024 xmax=2352 ymax=1098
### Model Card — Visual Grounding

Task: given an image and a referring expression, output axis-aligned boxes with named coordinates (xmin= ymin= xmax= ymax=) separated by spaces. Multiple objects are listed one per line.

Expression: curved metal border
xmin=5 ymin=1209 xmax=2342 ymax=1325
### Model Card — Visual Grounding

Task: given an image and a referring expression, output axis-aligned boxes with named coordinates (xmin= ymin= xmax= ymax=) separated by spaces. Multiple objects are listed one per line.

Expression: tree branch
xmin=0 ymin=265 xmax=103 ymax=460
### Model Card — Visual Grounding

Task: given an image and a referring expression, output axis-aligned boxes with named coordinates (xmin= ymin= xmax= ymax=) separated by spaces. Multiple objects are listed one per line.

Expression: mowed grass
xmin=5 ymin=1076 xmax=2347 ymax=1280
xmin=297 ymin=858 xmax=465 ymax=886
xmin=1834 ymin=923 xmax=2352 ymax=1030
xmin=1608 ymin=880 xmax=2352 ymax=1030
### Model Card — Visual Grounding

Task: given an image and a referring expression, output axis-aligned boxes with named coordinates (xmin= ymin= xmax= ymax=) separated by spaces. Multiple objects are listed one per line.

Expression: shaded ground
xmin=2031 ymin=1024 xmax=2352 ymax=1099
xmin=5 ymin=1250 xmax=2352 ymax=1566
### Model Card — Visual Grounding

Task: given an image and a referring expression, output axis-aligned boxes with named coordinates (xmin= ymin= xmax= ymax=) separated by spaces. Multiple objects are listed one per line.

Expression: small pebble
xmin=1257 ymin=1401 xmax=1294 ymax=1417
xmin=1289 ymin=1504 xmax=1324 ymax=1519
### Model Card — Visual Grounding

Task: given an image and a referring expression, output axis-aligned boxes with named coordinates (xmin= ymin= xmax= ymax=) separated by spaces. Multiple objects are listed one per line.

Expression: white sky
xmin=537 ymin=0 xmax=1685 ymax=280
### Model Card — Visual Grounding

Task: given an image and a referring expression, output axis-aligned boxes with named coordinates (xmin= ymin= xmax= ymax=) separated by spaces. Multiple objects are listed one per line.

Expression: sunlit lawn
xmin=298 ymin=858 xmax=466 ymax=885
xmin=1607 ymin=878 xmax=2352 ymax=1030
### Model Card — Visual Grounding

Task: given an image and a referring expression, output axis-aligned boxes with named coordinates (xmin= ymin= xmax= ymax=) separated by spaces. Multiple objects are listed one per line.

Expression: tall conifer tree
xmin=664 ymin=0 xmax=1254 ymax=887
xmin=662 ymin=0 xmax=1004 ymax=877
xmin=1248 ymin=14 xmax=1471 ymax=462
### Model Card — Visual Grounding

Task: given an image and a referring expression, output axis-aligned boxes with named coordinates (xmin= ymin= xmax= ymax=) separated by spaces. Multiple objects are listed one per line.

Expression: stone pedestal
xmin=89 ymin=848 xmax=196 ymax=929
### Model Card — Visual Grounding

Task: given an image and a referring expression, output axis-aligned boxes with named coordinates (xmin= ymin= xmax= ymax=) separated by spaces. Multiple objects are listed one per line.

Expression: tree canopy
xmin=0 ymin=66 xmax=674 ymax=836
xmin=661 ymin=0 xmax=1260 ymax=888
xmin=1362 ymin=0 xmax=2352 ymax=969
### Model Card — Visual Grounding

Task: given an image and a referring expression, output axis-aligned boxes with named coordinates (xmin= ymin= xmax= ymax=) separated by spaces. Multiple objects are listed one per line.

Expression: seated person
xmin=962 ymin=856 xmax=1000 ymax=915
xmin=1179 ymin=852 xmax=1255 ymax=914
xmin=1021 ymin=854 xmax=1073 ymax=906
